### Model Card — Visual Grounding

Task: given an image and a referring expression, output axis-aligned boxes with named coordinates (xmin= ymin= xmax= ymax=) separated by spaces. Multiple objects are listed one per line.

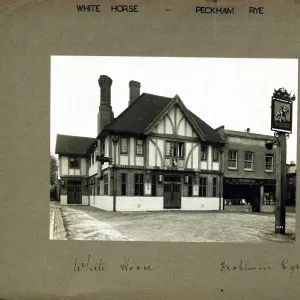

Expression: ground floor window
xmin=104 ymin=174 xmax=108 ymax=195
xmin=151 ymin=175 xmax=157 ymax=196
xmin=213 ymin=177 xmax=217 ymax=197
xmin=121 ymin=174 xmax=127 ymax=195
xmin=188 ymin=176 xmax=193 ymax=196
xmin=135 ymin=174 xmax=144 ymax=196
xmin=199 ymin=177 xmax=207 ymax=197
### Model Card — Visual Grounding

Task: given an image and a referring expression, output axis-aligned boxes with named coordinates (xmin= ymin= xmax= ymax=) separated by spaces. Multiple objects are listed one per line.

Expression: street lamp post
xmin=265 ymin=88 xmax=295 ymax=235
xmin=111 ymin=136 xmax=119 ymax=212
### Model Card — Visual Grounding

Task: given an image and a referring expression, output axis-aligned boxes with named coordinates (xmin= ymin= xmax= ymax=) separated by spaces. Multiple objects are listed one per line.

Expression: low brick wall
xmin=261 ymin=205 xmax=275 ymax=213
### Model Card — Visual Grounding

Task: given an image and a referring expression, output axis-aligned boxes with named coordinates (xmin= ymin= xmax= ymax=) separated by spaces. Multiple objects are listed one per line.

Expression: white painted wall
xmin=212 ymin=162 xmax=219 ymax=171
xmin=82 ymin=196 xmax=89 ymax=205
xmin=165 ymin=116 xmax=173 ymax=134
xmin=116 ymin=196 xmax=163 ymax=211
xmin=136 ymin=156 xmax=144 ymax=166
xmin=181 ymin=197 xmax=220 ymax=210
xmin=91 ymin=196 xmax=114 ymax=211
xmin=200 ymin=161 xmax=208 ymax=170
xmin=149 ymin=141 xmax=156 ymax=166
xmin=156 ymin=139 xmax=164 ymax=167
xmin=207 ymin=146 xmax=212 ymax=170
xmin=89 ymin=162 xmax=97 ymax=176
xmin=157 ymin=120 xmax=164 ymax=133
xmin=60 ymin=156 xmax=68 ymax=175
xmin=81 ymin=158 xmax=87 ymax=176
xmin=192 ymin=145 xmax=199 ymax=169
xmin=120 ymin=155 xmax=129 ymax=165
xmin=129 ymin=138 xmax=135 ymax=165
xmin=60 ymin=195 xmax=67 ymax=205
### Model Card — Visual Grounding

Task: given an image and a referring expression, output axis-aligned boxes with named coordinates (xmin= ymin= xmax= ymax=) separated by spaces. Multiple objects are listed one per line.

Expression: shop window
xmin=228 ymin=150 xmax=238 ymax=169
xmin=135 ymin=174 xmax=144 ymax=196
xmin=244 ymin=152 xmax=253 ymax=170
xmin=199 ymin=177 xmax=207 ymax=197
xmin=201 ymin=147 xmax=207 ymax=161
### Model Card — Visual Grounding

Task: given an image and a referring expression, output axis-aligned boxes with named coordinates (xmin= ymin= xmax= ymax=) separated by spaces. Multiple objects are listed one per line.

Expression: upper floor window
xmin=136 ymin=139 xmax=144 ymax=155
xmin=228 ymin=150 xmax=238 ymax=169
xmin=165 ymin=141 xmax=185 ymax=157
xmin=201 ymin=147 xmax=207 ymax=161
xmin=265 ymin=154 xmax=274 ymax=171
xmin=101 ymin=140 xmax=105 ymax=156
xmin=120 ymin=138 xmax=128 ymax=154
xmin=69 ymin=157 xmax=80 ymax=169
xmin=244 ymin=152 xmax=253 ymax=170
xmin=212 ymin=147 xmax=219 ymax=161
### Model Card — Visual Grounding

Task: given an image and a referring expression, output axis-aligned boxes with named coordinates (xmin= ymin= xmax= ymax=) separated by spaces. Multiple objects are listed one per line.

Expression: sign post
xmin=269 ymin=88 xmax=295 ymax=234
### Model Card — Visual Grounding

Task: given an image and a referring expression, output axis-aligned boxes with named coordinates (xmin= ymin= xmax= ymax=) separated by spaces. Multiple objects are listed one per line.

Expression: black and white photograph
xmin=50 ymin=56 xmax=298 ymax=243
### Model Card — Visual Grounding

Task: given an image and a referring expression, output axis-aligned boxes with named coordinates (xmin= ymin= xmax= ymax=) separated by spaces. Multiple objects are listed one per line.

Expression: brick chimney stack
xmin=97 ymin=75 xmax=114 ymax=135
xmin=128 ymin=80 xmax=141 ymax=106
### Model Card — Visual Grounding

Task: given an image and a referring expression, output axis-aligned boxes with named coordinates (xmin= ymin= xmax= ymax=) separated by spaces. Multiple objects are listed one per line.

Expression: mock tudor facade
xmin=55 ymin=75 xmax=226 ymax=211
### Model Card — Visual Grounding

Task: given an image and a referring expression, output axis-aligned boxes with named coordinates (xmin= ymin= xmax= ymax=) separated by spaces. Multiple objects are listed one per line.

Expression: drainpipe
xmin=112 ymin=136 xmax=119 ymax=212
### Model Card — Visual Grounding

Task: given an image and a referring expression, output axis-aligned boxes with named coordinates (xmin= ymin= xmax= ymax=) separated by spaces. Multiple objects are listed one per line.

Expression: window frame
xmin=151 ymin=175 xmax=157 ymax=196
xmin=212 ymin=177 xmax=217 ymax=197
xmin=69 ymin=157 xmax=80 ymax=169
xmin=228 ymin=150 xmax=238 ymax=169
xmin=265 ymin=154 xmax=274 ymax=172
xmin=120 ymin=138 xmax=129 ymax=155
xmin=121 ymin=173 xmax=127 ymax=196
xmin=212 ymin=147 xmax=219 ymax=162
xmin=136 ymin=139 xmax=144 ymax=156
xmin=104 ymin=174 xmax=109 ymax=195
xmin=165 ymin=141 xmax=185 ymax=158
xmin=134 ymin=174 xmax=144 ymax=196
xmin=199 ymin=177 xmax=207 ymax=197
xmin=244 ymin=151 xmax=254 ymax=171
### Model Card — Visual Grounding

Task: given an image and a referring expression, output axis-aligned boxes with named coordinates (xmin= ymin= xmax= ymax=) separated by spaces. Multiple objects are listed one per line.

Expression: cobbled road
xmin=58 ymin=205 xmax=296 ymax=243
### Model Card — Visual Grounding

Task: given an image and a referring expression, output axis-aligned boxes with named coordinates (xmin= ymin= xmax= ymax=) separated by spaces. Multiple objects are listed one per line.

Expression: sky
xmin=51 ymin=56 xmax=298 ymax=163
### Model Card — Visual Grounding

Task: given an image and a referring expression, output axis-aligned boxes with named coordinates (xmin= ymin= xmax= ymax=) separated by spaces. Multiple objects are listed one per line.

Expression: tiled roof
xmin=102 ymin=93 xmax=224 ymax=143
xmin=55 ymin=134 xmax=96 ymax=156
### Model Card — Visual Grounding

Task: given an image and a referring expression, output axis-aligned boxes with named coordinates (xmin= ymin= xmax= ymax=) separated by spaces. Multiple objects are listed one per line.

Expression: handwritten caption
xmin=74 ymin=255 xmax=159 ymax=272
xmin=221 ymin=260 xmax=300 ymax=279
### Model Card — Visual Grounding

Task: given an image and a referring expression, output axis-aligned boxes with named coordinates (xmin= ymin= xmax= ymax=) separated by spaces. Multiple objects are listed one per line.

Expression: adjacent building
xmin=286 ymin=161 xmax=296 ymax=207
xmin=216 ymin=127 xmax=277 ymax=213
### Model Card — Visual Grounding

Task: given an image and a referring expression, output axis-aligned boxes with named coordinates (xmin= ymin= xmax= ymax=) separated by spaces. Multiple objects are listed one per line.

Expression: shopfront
xmin=223 ymin=177 xmax=276 ymax=212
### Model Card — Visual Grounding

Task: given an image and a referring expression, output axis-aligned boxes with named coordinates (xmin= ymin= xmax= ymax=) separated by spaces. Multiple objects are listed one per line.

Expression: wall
xmin=116 ymin=196 xmax=163 ymax=211
xmin=60 ymin=195 xmax=67 ymax=205
xmin=181 ymin=197 xmax=220 ymax=210
xmin=224 ymin=205 xmax=252 ymax=212
xmin=223 ymin=135 xmax=276 ymax=180
xmin=91 ymin=196 xmax=114 ymax=211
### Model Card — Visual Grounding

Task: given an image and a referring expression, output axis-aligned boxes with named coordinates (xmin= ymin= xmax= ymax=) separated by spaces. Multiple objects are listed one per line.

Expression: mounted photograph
xmin=50 ymin=56 xmax=298 ymax=243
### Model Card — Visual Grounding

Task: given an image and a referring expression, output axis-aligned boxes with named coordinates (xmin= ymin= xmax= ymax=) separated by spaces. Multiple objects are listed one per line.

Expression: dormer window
xmin=120 ymin=138 xmax=128 ymax=154
xmin=165 ymin=141 xmax=185 ymax=157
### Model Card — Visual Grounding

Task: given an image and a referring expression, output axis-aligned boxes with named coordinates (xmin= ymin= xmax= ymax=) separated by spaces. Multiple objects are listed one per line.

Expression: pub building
xmin=55 ymin=75 xmax=225 ymax=211
xmin=216 ymin=127 xmax=277 ymax=212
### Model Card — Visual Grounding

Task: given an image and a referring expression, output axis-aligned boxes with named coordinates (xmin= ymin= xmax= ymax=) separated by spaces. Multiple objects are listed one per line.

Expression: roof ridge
xmin=57 ymin=133 xmax=96 ymax=139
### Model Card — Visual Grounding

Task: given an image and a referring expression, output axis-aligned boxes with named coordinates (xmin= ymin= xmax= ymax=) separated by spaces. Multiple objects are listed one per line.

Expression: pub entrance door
xmin=163 ymin=176 xmax=181 ymax=209
xmin=67 ymin=181 xmax=82 ymax=204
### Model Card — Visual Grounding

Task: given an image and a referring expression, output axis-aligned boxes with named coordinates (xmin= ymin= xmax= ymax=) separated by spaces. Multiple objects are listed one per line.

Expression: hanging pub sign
xmin=271 ymin=88 xmax=294 ymax=133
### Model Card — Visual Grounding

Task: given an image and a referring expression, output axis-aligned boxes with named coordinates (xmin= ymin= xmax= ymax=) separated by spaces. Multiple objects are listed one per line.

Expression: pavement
xmin=51 ymin=203 xmax=296 ymax=243
xmin=49 ymin=202 xmax=67 ymax=240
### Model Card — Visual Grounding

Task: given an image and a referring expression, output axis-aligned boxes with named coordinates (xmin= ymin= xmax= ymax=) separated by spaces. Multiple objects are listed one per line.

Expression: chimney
xmin=246 ymin=128 xmax=250 ymax=133
xmin=97 ymin=75 xmax=114 ymax=135
xmin=128 ymin=80 xmax=141 ymax=106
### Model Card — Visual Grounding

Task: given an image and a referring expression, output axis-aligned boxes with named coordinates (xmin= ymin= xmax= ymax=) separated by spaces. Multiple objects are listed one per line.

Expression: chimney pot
xmin=129 ymin=80 xmax=141 ymax=106
xmin=246 ymin=128 xmax=250 ymax=133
